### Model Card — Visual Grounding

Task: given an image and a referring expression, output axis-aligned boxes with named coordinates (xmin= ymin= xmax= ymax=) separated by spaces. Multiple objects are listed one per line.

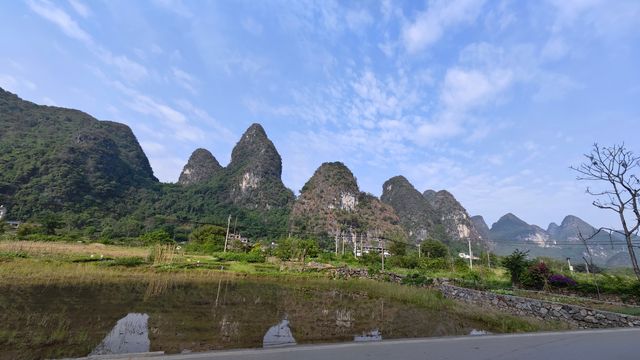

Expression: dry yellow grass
xmin=0 ymin=240 xmax=149 ymax=258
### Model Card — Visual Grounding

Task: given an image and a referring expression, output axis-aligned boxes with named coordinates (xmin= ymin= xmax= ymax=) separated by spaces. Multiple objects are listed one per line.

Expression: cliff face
xmin=380 ymin=176 xmax=438 ymax=243
xmin=178 ymin=148 xmax=221 ymax=185
xmin=291 ymin=162 xmax=404 ymax=245
xmin=423 ymin=189 xmax=484 ymax=245
xmin=224 ymin=123 xmax=294 ymax=209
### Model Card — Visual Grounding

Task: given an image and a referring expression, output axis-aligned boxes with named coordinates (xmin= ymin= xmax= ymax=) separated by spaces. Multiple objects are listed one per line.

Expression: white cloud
xmin=28 ymin=0 xmax=149 ymax=83
xmin=402 ymin=0 xmax=486 ymax=53
xmin=441 ymin=68 xmax=513 ymax=111
xmin=172 ymin=67 xmax=197 ymax=94
xmin=27 ymin=0 xmax=92 ymax=44
xmin=67 ymin=0 xmax=90 ymax=18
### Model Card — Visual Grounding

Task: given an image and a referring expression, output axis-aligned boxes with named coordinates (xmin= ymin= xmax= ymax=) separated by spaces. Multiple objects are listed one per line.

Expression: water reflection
xmin=354 ymin=329 xmax=382 ymax=342
xmin=263 ymin=318 xmax=297 ymax=348
xmin=90 ymin=313 xmax=150 ymax=355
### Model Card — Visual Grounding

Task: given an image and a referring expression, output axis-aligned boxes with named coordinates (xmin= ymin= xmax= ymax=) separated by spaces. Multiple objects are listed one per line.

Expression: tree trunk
xmin=626 ymin=235 xmax=640 ymax=280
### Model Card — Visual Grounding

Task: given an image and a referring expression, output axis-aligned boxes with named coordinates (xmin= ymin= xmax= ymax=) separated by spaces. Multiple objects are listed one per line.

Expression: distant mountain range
xmin=0 ymin=87 xmax=634 ymax=266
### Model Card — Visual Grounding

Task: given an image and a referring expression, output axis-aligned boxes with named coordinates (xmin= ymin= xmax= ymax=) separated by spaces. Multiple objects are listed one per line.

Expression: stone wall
xmin=439 ymin=284 xmax=640 ymax=328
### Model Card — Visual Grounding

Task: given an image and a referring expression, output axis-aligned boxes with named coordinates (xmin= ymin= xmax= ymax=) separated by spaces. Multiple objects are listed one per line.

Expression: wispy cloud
xmin=27 ymin=0 xmax=92 ymax=43
xmin=67 ymin=0 xmax=90 ymax=18
xmin=402 ymin=0 xmax=486 ymax=53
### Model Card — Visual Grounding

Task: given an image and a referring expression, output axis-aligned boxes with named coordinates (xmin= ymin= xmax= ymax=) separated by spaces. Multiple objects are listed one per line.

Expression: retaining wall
xmin=439 ymin=284 xmax=640 ymax=328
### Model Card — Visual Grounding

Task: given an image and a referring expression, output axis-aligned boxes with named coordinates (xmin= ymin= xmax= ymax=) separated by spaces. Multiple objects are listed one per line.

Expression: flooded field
xmin=0 ymin=277 xmax=498 ymax=359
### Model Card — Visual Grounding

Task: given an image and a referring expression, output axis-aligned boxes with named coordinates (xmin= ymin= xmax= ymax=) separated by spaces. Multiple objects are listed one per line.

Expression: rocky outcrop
xmin=380 ymin=176 xmax=438 ymax=243
xmin=423 ymin=189 xmax=484 ymax=246
xmin=471 ymin=215 xmax=491 ymax=242
xmin=490 ymin=213 xmax=550 ymax=247
xmin=178 ymin=148 xmax=221 ymax=185
xmin=291 ymin=162 xmax=404 ymax=244
xmin=224 ymin=123 xmax=294 ymax=209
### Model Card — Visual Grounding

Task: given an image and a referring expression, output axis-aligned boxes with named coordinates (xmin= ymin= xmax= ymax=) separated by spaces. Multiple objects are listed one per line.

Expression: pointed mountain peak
xmin=382 ymin=175 xmax=415 ymax=193
xmin=228 ymin=123 xmax=282 ymax=176
xmin=422 ymin=189 xmax=437 ymax=201
xmin=304 ymin=162 xmax=359 ymax=193
xmin=178 ymin=148 xmax=222 ymax=185
xmin=494 ymin=213 xmax=529 ymax=228
xmin=560 ymin=215 xmax=588 ymax=227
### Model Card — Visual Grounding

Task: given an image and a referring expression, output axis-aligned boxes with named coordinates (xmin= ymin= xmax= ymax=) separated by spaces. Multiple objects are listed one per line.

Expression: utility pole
xmin=224 ymin=214 xmax=231 ymax=252
xmin=418 ymin=243 xmax=421 ymax=258
xmin=468 ymin=238 xmax=473 ymax=269
xmin=381 ymin=239 xmax=385 ymax=271
xmin=335 ymin=233 xmax=339 ymax=255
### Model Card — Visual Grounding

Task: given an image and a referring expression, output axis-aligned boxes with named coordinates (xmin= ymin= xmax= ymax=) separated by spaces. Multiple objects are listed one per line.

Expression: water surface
xmin=0 ymin=277 xmax=488 ymax=359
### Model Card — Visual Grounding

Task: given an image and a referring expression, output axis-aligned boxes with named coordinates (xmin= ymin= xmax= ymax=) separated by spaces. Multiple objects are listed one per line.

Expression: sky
xmin=1 ymin=0 xmax=639 ymax=229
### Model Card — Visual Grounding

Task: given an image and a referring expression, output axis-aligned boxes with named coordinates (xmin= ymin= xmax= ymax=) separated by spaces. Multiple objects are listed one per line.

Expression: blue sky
xmin=1 ymin=0 xmax=639 ymax=229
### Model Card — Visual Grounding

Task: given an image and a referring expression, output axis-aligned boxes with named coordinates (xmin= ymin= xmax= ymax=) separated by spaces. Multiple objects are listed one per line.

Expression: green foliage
xmin=214 ymin=251 xmax=265 ymax=263
xmin=109 ymin=257 xmax=146 ymax=267
xmin=401 ymin=273 xmax=433 ymax=287
xmin=0 ymin=221 xmax=6 ymax=234
xmin=388 ymin=254 xmax=419 ymax=269
xmin=521 ymin=262 xmax=550 ymax=290
xmin=139 ymin=229 xmax=174 ymax=245
xmin=420 ymin=239 xmax=448 ymax=258
xmin=419 ymin=258 xmax=450 ymax=272
xmin=188 ymin=225 xmax=225 ymax=252
xmin=16 ymin=223 xmax=43 ymax=239
xmin=502 ymin=249 xmax=531 ymax=286
xmin=275 ymin=237 xmax=319 ymax=261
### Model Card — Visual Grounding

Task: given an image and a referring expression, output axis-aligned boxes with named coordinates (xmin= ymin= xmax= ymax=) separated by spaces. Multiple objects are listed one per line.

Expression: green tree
xmin=189 ymin=225 xmax=226 ymax=250
xmin=0 ymin=220 xmax=6 ymax=234
xmin=502 ymin=249 xmax=531 ymax=286
xmin=420 ymin=239 xmax=448 ymax=258
xmin=275 ymin=237 xmax=319 ymax=261
xmin=140 ymin=229 xmax=174 ymax=244
xmin=36 ymin=211 xmax=63 ymax=235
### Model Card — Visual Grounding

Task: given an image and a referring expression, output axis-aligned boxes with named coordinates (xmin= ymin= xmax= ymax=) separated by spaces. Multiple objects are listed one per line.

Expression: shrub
xmin=140 ymin=229 xmax=174 ymax=245
xmin=388 ymin=254 xmax=419 ymax=269
xmin=419 ymin=258 xmax=449 ymax=272
xmin=548 ymin=274 xmax=577 ymax=288
xmin=521 ymin=262 xmax=551 ymax=290
xmin=420 ymin=239 xmax=448 ymax=258
xmin=401 ymin=273 xmax=433 ymax=287
xmin=502 ymin=249 xmax=531 ymax=286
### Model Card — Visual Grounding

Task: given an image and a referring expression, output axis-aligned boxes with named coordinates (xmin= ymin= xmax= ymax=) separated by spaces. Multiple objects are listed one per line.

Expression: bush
xmin=521 ymin=262 xmax=551 ymax=290
xmin=502 ymin=249 xmax=531 ymax=286
xmin=419 ymin=258 xmax=449 ymax=272
xmin=388 ymin=255 xmax=419 ymax=269
xmin=140 ymin=229 xmax=174 ymax=245
xmin=16 ymin=223 xmax=44 ymax=238
xmin=420 ymin=239 xmax=448 ymax=258
xmin=548 ymin=274 xmax=577 ymax=288
xmin=401 ymin=273 xmax=433 ymax=287
xmin=275 ymin=237 xmax=318 ymax=261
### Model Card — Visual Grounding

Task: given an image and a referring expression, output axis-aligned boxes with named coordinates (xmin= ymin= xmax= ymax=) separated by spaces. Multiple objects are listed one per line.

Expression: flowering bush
xmin=521 ymin=262 xmax=550 ymax=290
xmin=548 ymin=274 xmax=577 ymax=288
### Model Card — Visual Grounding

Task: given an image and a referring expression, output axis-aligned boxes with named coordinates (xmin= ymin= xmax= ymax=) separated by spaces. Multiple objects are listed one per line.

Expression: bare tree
xmin=571 ymin=143 xmax=640 ymax=280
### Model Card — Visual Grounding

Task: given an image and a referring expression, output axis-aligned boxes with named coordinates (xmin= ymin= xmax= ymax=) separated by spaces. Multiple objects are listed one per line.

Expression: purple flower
xmin=548 ymin=274 xmax=577 ymax=287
